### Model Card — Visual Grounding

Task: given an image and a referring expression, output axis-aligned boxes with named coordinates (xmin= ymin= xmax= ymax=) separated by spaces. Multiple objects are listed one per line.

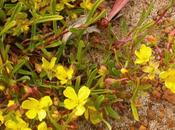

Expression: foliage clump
xmin=0 ymin=0 xmax=175 ymax=129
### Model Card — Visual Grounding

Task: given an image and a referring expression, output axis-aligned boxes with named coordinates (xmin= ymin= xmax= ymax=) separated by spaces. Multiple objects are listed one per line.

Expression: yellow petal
xmin=0 ymin=85 xmax=5 ymax=91
xmin=40 ymin=96 xmax=53 ymax=108
xmin=78 ymin=86 xmax=90 ymax=102
xmin=165 ymin=80 xmax=175 ymax=93
xmin=135 ymin=59 xmax=145 ymax=64
xmin=63 ymin=87 xmax=78 ymax=100
xmin=5 ymin=120 xmax=17 ymax=129
xmin=42 ymin=57 xmax=56 ymax=70
xmin=0 ymin=55 xmax=2 ymax=65
xmin=24 ymin=128 xmax=32 ymax=130
xmin=0 ymin=111 xmax=4 ymax=124
xmin=26 ymin=109 xmax=37 ymax=119
xmin=60 ymin=79 xmax=68 ymax=85
xmin=16 ymin=116 xmax=28 ymax=128
xmin=7 ymin=100 xmax=15 ymax=107
xmin=140 ymin=44 xmax=152 ymax=59
xmin=142 ymin=66 xmax=153 ymax=73
xmin=22 ymin=98 xmax=40 ymax=109
xmin=67 ymin=65 xmax=74 ymax=80
xmin=75 ymin=105 xmax=86 ymax=116
xmin=49 ymin=57 xmax=57 ymax=69
xmin=37 ymin=121 xmax=48 ymax=130
xmin=64 ymin=99 xmax=77 ymax=110
xmin=135 ymin=50 xmax=142 ymax=59
xmin=42 ymin=57 xmax=50 ymax=70
xmin=160 ymin=71 xmax=168 ymax=79
xmin=38 ymin=109 xmax=46 ymax=121
xmin=135 ymin=44 xmax=152 ymax=64
xmin=55 ymin=65 xmax=67 ymax=80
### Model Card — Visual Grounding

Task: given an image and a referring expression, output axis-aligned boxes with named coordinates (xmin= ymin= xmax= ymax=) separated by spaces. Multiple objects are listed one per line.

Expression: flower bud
xmin=120 ymin=68 xmax=128 ymax=74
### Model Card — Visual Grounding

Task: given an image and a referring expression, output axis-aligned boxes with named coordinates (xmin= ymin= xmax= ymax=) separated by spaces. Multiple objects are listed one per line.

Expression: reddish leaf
xmin=107 ymin=0 xmax=129 ymax=21
xmin=100 ymin=0 xmax=129 ymax=27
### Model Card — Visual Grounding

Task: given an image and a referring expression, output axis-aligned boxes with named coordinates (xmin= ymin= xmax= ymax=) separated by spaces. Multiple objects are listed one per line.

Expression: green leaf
xmin=8 ymin=2 xmax=22 ymax=22
xmin=105 ymin=105 xmax=120 ymax=120
xmin=86 ymin=68 xmax=97 ymax=87
xmin=86 ymin=0 xmax=104 ymax=25
xmin=119 ymin=18 xmax=128 ymax=36
xmin=51 ymin=0 xmax=57 ymax=33
xmin=46 ymin=41 xmax=62 ymax=48
xmin=132 ymin=84 xmax=139 ymax=101
xmin=131 ymin=101 xmax=139 ymax=121
xmin=0 ymin=0 xmax=4 ymax=8
xmin=47 ymin=112 xmax=62 ymax=130
xmin=137 ymin=1 xmax=154 ymax=26
xmin=95 ymin=95 xmax=105 ymax=110
xmin=76 ymin=40 xmax=85 ymax=64
xmin=15 ymin=42 xmax=24 ymax=50
xmin=11 ymin=59 xmax=26 ymax=75
xmin=56 ymin=44 xmax=65 ymax=62
xmin=90 ymin=110 xmax=103 ymax=125
xmin=75 ymin=76 xmax=81 ymax=93
xmin=107 ymin=60 xmax=120 ymax=76
xmin=0 ymin=20 xmax=16 ymax=36
xmin=0 ymin=2 xmax=22 ymax=36
xmin=34 ymin=15 xmax=63 ymax=24
xmin=87 ymin=9 xmax=106 ymax=26
xmin=16 ymin=76 xmax=30 ymax=82
xmin=17 ymin=69 xmax=33 ymax=75
xmin=0 ymin=9 xmax=5 ymax=19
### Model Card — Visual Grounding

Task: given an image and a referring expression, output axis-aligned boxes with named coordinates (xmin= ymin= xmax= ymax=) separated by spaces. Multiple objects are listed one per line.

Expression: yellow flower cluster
xmin=135 ymin=44 xmax=175 ymax=93
xmin=135 ymin=44 xmax=160 ymax=80
xmin=42 ymin=57 xmax=74 ymax=85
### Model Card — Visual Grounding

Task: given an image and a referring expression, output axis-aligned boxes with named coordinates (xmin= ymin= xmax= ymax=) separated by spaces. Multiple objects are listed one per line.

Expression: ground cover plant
xmin=0 ymin=0 xmax=175 ymax=130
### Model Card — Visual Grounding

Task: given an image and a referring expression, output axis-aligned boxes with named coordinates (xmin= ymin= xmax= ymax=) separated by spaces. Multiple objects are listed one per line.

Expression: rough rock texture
xmin=78 ymin=0 xmax=175 ymax=130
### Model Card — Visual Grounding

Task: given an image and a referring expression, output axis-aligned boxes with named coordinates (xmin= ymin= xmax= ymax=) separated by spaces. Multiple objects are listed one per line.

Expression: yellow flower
xmin=42 ymin=57 xmax=56 ymax=71
xmin=142 ymin=61 xmax=159 ymax=80
xmin=22 ymin=96 xmax=52 ymax=121
xmin=160 ymin=69 xmax=175 ymax=93
xmin=0 ymin=111 xmax=4 ymax=125
xmin=5 ymin=115 xmax=31 ymax=130
xmin=135 ymin=44 xmax=152 ymax=65
xmin=37 ymin=121 xmax=52 ymax=130
xmin=120 ymin=68 xmax=128 ymax=74
xmin=7 ymin=100 xmax=15 ymax=107
xmin=63 ymin=86 xmax=90 ymax=116
xmin=41 ymin=57 xmax=57 ymax=80
xmin=0 ymin=85 xmax=5 ymax=91
xmin=55 ymin=65 xmax=74 ymax=85
xmin=80 ymin=0 xmax=93 ymax=10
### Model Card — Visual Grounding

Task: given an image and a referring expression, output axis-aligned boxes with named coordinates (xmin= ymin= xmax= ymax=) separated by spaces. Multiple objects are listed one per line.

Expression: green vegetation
xmin=0 ymin=0 xmax=175 ymax=130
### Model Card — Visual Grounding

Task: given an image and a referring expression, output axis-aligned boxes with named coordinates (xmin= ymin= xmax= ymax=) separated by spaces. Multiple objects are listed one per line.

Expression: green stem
xmin=51 ymin=0 xmax=57 ymax=34
xmin=47 ymin=111 xmax=62 ymax=130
